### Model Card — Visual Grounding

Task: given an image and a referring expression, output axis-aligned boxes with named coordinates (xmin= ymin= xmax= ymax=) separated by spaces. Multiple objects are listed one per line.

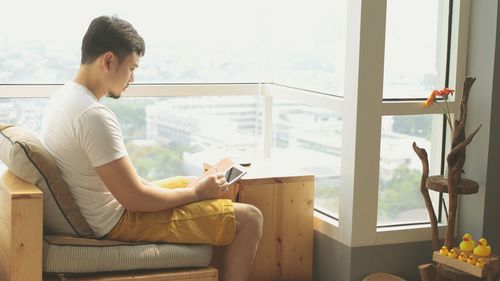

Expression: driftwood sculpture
xmin=413 ymin=77 xmax=498 ymax=281
xmin=444 ymin=77 xmax=482 ymax=249
xmin=414 ymin=76 xmax=481 ymax=250
xmin=413 ymin=142 xmax=439 ymax=251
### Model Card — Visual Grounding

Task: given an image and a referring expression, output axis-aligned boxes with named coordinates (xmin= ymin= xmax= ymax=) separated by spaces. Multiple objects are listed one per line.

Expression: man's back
xmin=41 ymin=81 xmax=127 ymax=237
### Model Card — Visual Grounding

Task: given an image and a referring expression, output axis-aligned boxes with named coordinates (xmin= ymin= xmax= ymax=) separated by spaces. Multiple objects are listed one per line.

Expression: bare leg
xmin=212 ymin=202 xmax=263 ymax=281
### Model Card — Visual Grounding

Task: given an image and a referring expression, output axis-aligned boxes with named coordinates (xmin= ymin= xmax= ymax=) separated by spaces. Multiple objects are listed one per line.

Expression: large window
xmin=1 ymin=0 xmax=345 ymax=220
xmin=0 ymin=0 xmax=468 ymax=246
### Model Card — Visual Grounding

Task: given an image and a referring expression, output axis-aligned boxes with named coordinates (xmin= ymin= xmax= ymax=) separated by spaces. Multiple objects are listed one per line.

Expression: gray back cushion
xmin=0 ymin=123 xmax=94 ymax=237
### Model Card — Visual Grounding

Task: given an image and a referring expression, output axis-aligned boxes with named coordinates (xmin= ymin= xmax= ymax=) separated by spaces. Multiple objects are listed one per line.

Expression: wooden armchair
xmin=0 ymin=123 xmax=217 ymax=281
xmin=0 ymin=171 xmax=218 ymax=281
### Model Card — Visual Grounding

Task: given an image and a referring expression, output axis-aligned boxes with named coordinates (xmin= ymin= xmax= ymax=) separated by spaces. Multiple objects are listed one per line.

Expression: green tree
xmin=126 ymin=142 xmax=187 ymax=181
xmin=102 ymin=98 xmax=153 ymax=141
xmin=378 ymin=163 xmax=423 ymax=221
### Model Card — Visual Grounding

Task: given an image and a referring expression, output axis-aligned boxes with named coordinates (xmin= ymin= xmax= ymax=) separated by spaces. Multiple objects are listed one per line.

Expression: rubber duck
xmin=440 ymin=246 xmax=449 ymax=256
xmin=473 ymin=238 xmax=491 ymax=257
xmin=476 ymin=258 xmax=486 ymax=268
xmin=460 ymin=233 xmax=476 ymax=252
xmin=467 ymin=255 xmax=477 ymax=265
xmin=448 ymin=248 xmax=458 ymax=259
xmin=458 ymin=252 xmax=468 ymax=262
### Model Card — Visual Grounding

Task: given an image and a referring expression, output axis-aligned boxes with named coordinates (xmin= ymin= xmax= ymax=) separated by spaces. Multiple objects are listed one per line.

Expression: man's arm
xmin=95 ymin=156 xmax=229 ymax=212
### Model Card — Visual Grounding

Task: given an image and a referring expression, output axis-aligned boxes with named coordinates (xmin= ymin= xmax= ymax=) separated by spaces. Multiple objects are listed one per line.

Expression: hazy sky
xmin=1 ymin=0 xmax=444 ymax=97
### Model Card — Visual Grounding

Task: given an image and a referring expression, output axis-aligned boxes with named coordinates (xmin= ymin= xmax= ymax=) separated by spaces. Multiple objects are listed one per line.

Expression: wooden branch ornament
xmin=414 ymin=77 xmax=488 ymax=281
xmin=413 ymin=142 xmax=439 ymax=251
xmin=445 ymin=77 xmax=481 ymax=249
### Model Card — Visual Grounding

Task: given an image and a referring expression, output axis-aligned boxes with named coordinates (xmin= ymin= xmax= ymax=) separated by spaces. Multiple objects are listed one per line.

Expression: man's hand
xmin=189 ymin=173 xmax=230 ymax=200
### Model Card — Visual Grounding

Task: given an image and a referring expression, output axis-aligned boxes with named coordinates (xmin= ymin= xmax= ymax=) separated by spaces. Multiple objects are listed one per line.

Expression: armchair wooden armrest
xmin=0 ymin=170 xmax=43 ymax=281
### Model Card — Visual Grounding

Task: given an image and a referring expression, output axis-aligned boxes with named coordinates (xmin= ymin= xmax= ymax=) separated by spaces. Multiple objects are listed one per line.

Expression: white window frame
xmin=0 ymin=0 xmax=470 ymax=247
xmin=314 ymin=0 xmax=471 ymax=247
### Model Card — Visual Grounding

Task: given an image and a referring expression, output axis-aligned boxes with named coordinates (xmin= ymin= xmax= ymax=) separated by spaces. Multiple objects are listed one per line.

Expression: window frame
xmin=329 ymin=0 xmax=470 ymax=247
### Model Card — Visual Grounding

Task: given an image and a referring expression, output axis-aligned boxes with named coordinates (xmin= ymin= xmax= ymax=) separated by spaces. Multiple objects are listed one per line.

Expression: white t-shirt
xmin=41 ymin=81 xmax=127 ymax=237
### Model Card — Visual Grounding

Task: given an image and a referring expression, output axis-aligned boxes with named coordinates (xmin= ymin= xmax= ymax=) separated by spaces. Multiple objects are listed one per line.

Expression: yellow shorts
xmin=104 ymin=176 xmax=236 ymax=246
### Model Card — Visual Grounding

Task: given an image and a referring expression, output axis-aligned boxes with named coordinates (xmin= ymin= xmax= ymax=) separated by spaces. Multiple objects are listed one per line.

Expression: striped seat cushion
xmin=43 ymin=235 xmax=212 ymax=273
xmin=0 ymin=123 xmax=94 ymax=237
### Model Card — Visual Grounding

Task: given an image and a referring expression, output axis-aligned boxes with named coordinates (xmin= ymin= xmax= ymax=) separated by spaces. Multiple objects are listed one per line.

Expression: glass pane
xmin=0 ymin=98 xmax=49 ymax=173
xmin=270 ymin=0 xmax=347 ymax=96
xmin=0 ymin=98 xmax=48 ymax=134
xmin=0 ymin=96 xmax=263 ymax=179
xmin=377 ymin=114 xmax=443 ymax=226
xmin=383 ymin=0 xmax=449 ymax=99
xmin=0 ymin=0 xmax=266 ymax=84
xmin=103 ymin=96 xmax=263 ymax=180
xmin=271 ymin=97 xmax=342 ymax=217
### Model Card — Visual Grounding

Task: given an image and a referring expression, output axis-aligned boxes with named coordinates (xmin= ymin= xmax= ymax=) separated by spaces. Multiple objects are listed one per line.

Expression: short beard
xmin=107 ymin=91 xmax=121 ymax=99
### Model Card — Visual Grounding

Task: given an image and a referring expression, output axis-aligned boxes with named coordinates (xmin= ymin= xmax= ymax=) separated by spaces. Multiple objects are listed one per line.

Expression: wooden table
xmin=204 ymin=159 xmax=315 ymax=281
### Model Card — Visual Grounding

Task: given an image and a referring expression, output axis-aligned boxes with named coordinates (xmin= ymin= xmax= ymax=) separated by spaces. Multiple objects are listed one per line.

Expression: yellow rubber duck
xmin=448 ymin=248 xmax=458 ymax=259
xmin=459 ymin=233 xmax=476 ymax=252
xmin=458 ymin=252 xmax=468 ymax=262
xmin=467 ymin=255 xmax=477 ymax=265
xmin=476 ymin=258 xmax=486 ymax=268
xmin=440 ymin=245 xmax=449 ymax=256
xmin=473 ymin=238 xmax=491 ymax=257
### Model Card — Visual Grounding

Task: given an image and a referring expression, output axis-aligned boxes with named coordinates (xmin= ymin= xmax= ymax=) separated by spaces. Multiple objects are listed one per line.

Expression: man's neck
xmin=74 ymin=65 xmax=107 ymax=100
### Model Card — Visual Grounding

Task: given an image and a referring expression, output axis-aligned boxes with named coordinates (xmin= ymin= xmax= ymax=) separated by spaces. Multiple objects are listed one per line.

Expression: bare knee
xmin=233 ymin=203 xmax=263 ymax=239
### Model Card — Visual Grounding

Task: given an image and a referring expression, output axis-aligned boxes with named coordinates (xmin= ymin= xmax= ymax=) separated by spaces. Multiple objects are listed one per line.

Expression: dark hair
xmin=81 ymin=16 xmax=145 ymax=64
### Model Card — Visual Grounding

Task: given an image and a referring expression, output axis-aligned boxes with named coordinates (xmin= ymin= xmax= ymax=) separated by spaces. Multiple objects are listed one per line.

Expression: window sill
xmin=375 ymin=223 xmax=447 ymax=245
xmin=314 ymin=211 xmax=447 ymax=246
xmin=313 ymin=210 xmax=339 ymax=240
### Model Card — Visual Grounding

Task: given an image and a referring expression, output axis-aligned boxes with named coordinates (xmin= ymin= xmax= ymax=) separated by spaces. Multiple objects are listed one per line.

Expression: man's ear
xmin=102 ymin=52 xmax=114 ymax=71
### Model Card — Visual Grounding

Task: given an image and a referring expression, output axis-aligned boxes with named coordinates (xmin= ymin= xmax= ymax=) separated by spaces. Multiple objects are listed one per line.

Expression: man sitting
xmin=40 ymin=15 xmax=263 ymax=281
